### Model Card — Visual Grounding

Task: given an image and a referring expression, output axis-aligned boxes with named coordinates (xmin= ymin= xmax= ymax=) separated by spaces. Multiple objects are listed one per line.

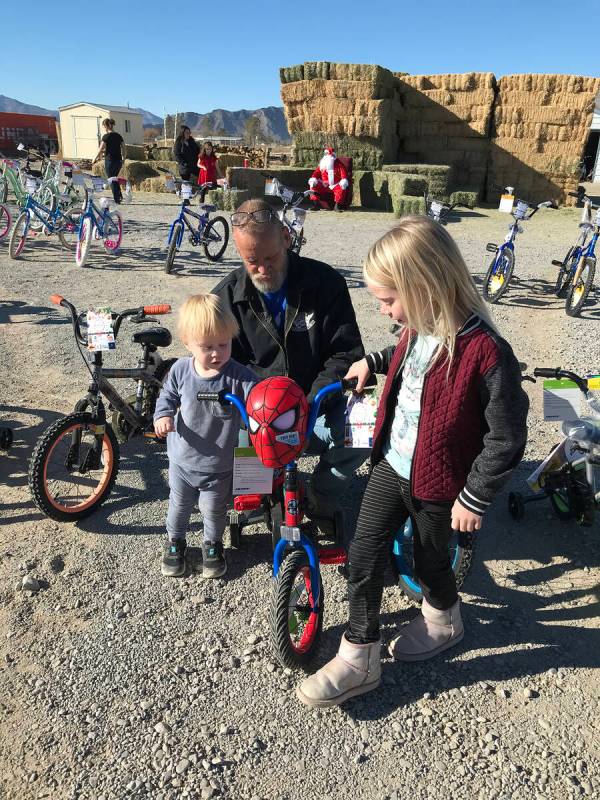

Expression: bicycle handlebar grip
xmin=533 ymin=368 xmax=560 ymax=378
xmin=143 ymin=304 xmax=171 ymax=315
xmin=568 ymin=191 xmax=582 ymax=198
xmin=341 ymin=377 xmax=359 ymax=392
xmin=49 ymin=294 xmax=65 ymax=306
xmin=197 ymin=389 xmax=229 ymax=404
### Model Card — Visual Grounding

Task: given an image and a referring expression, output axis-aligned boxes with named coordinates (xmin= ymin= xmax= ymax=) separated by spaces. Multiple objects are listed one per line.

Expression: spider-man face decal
xmin=246 ymin=376 xmax=308 ymax=468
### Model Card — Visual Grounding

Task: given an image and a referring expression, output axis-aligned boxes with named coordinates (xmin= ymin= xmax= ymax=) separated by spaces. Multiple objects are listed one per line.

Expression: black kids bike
xmin=29 ymin=295 xmax=176 ymax=522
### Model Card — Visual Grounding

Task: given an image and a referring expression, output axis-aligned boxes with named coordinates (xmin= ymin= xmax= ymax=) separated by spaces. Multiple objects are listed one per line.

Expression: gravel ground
xmin=1 ymin=192 xmax=599 ymax=800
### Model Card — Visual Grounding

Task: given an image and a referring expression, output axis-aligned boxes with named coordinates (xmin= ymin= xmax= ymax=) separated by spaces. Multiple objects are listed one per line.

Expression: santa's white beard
xmin=319 ymin=154 xmax=335 ymax=184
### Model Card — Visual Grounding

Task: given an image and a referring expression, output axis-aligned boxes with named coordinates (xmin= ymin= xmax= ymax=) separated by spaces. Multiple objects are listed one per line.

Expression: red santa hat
xmin=324 ymin=146 xmax=336 ymax=156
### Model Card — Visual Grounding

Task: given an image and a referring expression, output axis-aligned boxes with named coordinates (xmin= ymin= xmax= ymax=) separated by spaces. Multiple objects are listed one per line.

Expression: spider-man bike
xmin=198 ymin=377 xmax=356 ymax=669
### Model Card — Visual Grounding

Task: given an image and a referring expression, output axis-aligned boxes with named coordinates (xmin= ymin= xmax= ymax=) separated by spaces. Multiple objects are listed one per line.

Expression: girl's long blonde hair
xmin=364 ymin=215 xmax=494 ymax=364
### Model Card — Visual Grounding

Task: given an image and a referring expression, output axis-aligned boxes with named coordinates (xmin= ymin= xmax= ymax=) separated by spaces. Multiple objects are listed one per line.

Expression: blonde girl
xmin=297 ymin=215 xmax=529 ymax=708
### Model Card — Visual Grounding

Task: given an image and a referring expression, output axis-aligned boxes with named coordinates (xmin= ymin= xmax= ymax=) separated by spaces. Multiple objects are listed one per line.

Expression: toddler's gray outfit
xmin=154 ymin=356 xmax=256 ymax=542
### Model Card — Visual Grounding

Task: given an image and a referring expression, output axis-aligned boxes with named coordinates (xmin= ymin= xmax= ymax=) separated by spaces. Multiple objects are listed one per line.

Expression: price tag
xmin=91 ymin=176 xmax=106 ymax=192
xmin=499 ymin=194 xmax=514 ymax=213
xmin=344 ymin=390 xmax=378 ymax=448
xmin=514 ymin=200 xmax=529 ymax=219
xmin=25 ymin=177 xmax=38 ymax=193
xmin=86 ymin=308 xmax=115 ymax=352
xmin=281 ymin=187 xmax=294 ymax=203
xmin=526 ymin=439 xmax=577 ymax=492
xmin=233 ymin=447 xmax=273 ymax=494
xmin=430 ymin=200 xmax=444 ymax=216
xmin=586 ymin=375 xmax=600 ymax=390
xmin=542 ymin=378 xmax=580 ymax=421
xmin=180 ymin=183 xmax=193 ymax=199
xmin=71 ymin=169 xmax=85 ymax=186
xmin=164 ymin=175 xmax=176 ymax=192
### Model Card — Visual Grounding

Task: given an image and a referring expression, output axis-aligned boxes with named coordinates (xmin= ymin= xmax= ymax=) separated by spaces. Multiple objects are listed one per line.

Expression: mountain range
xmin=0 ymin=95 xmax=290 ymax=140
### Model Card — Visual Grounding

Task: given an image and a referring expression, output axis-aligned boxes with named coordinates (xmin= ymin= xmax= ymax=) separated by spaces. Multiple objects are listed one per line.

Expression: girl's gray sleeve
xmin=365 ymin=345 xmax=395 ymax=375
xmin=154 ymin=362 xmax=181 ymax=420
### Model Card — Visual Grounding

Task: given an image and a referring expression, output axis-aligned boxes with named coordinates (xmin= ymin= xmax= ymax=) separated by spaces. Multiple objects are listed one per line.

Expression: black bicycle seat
xmin=199 ymin=203 xmax=216 ymax=212
xmin=132 ymin=327 xmax=172 ymax=349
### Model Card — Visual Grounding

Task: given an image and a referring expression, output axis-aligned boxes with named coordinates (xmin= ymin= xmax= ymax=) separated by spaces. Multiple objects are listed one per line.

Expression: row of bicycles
xmin=0 ymin=146 xmax=123 ymax=267
xmin=481 ymin=188 xmax=598 ymax=317
xmin=24 ymin=292 xmax=600 ymax=671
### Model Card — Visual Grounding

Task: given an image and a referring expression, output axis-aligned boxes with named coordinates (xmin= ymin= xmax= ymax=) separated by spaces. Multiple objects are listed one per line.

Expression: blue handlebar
xmin=221 ymin=393 xmax=249 ymax=426
xmin=306 ymin=381 xmax=343 ymax=439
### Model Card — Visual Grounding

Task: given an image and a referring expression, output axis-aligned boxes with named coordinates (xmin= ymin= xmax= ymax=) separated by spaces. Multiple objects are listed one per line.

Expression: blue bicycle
xmin=483 ymin=194 xmax=555 ymax=303
xmin=75 ymin=177 xmax=123 ymax=267
xmin=8 ymin=187 xmax=80 ymax=259
xmin=553 ymin=192 xmax=598 ymax=317
xmin=165 ymin=179 xmax=229 ymax=273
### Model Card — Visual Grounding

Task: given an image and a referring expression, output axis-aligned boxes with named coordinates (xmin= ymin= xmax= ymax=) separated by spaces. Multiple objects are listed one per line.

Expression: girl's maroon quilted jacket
xmin=365 ymin=316 xmax=529 ymax=514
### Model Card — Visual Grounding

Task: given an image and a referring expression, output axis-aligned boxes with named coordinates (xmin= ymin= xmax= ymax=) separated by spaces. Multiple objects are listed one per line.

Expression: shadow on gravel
xmin=0 ymin=403 xmax=64 ymax=522
xmin=336 ymin=266 xmax=366 ymax=289
xmin=0 ymin=300 xmax=67 ymax=327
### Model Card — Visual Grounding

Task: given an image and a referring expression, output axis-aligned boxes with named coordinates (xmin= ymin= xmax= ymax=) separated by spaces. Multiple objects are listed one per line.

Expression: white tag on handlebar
xmin=514 ymin=201 xmax=528 ymax=219
xmin=542 ymin=378 xmax=580 ymax=421
xmin=232 ymin=447 xmax=273 ymax=494
xmin=180 ymin=183 xmax=193 ymax=199
xmin=86 ymin=309 xmax=115 ymax=352
xmin=430 ymin=200 xmax=443 ymax=216
xmin=499 ymin=194 xmax=514 ymax=213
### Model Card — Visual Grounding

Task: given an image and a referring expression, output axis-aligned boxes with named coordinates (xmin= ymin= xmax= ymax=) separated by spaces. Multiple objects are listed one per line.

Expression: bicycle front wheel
xmin=392 ymin=519 xmax=475 ymax=604
xmin=0 ymin=204 xmax=11 ymax=240
xmin=103 ymin=211 xmax=122 ymax=252
xmin=269 ymin=549 xmax=324 ymax=669
xmin=565 ymin=257 xmax=595 ymax=317
xmin=555 ymin=247 xmax=576 ymax=296
xmin=75 ymin=217 xmax=93 ymax=267
xmin=202 ymin=216 xmax=229 ymax=261
xmin=482 ymin=249 xmax=514 ymax=303
xmin=165 ymin=222 xmax=182 ymax=273
xmin=9 ymin=211 xmax=29 ymax=259
xmin=0 ymin=175 xmax=7 ymax=204
xmin=29 ymin=412 xmax=120 ymax=522
xmin=291 ymin=228 xmax=304 ymax=255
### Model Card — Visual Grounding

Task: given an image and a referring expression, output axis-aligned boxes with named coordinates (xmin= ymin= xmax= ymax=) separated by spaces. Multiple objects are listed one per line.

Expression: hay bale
xmin=124 ymin=144 xmax=146 ymax=160
xmin=122 ymin=160 xmax=179 ymax=186
xmin=204 ymin=188 xmax=251 ymax=212
xmin=217 ymin=154 xmax=244 ymax=170
xmin=351 ymin=171 xmax=392 ymax=210
xmin=450 ymin=190 xmax=478 ymax=208
xmin=392 ymin=194 xmax=426 ymax=217
xmin=303 ymin=61 xmax=330 ymax=81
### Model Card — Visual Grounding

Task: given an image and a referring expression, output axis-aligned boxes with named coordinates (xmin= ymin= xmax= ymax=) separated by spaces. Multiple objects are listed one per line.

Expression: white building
xmin=58 ymin=103 xmax=143 ymax=159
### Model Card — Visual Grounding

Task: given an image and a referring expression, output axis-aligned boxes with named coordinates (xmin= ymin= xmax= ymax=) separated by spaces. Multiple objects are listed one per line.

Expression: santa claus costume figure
xmin=308 ymin=147 xmax=349 ymax=211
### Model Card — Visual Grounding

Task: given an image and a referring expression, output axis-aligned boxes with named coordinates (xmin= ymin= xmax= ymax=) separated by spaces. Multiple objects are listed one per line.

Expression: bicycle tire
xmin=29 ymin=412 xmax=120 ymax=522
xmin=9 ymin=211 xmax=29 ymax=259
xmin=165 ymin=222 xmax=182 ymax=273
xmin=0 ymin=176 xmax=7 ymax=204
xmin=103 ymin=211 xmax=122 ymax=253
xmin=269 ymin=549 xmax=324 ymax=670
xmin=229 ymin=511 xmax=242 ymax=548
xmin=555 ymin=247 xmax=575 ymax=297
xmin=202 ymin=216 xmax=229 ymax=261
xmin=392 ymin=519 xmax=475 ymax=604
xmin=0 ymin=204 xmax=11 ymax=240
xmin=565 ymin=257 xmax=595 ymax=317
xmin=75 ymin=217 xmax=93 ymax=267
xmin=57 ymin=211 xmax=82 ymax=251
xmin=270 ymin=499 xmax=284 ymax=551
xmin=508 ymin=491 xmax=525 ymax=520
xmin=0 ymin=427 xmax=13 ymax=450
xmin=482 ymin=249 xmax=514 ymax=303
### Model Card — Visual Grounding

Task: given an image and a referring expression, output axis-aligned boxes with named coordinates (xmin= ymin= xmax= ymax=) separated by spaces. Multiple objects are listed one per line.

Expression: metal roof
xmin=58 ymin=102 xmax=142 ymax=115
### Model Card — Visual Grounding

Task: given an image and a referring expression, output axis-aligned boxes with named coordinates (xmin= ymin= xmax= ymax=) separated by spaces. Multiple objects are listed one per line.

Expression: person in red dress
xmin=197 ymin=141 xmax=223 ymax=201
xmin=308 ymin=147 xmax=349 ymax=211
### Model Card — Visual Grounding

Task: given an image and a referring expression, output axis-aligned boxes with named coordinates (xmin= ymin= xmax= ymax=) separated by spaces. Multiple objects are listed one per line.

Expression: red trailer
xmin=0 ymin=112 xmax=58 ymax=156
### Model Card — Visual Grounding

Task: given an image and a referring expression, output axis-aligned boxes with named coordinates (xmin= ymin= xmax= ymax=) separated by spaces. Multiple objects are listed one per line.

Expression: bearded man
xmin=212 ymin=199 xmax=367 ymax=524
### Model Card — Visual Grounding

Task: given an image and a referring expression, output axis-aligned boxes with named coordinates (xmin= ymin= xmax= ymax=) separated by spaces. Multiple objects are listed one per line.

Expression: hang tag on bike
xmin=86 ymin=308 xmax=115 ymax=352
xmin=430 ymin=200 xmax=444 ymax=218
xmin=91 ymin=176 xmax=106 ymax=193
xmin=233 ymin=447 xmax=273 ymax=494
xmin=526 ymin=438 xmax=577 ymax=492
xmin=344 ymin=390 xmax=377 ymax=448
xmin=180 ymin=183 xmax=193 ymax=199
xmin=71 ymin=169 xmax=85 ymax=186
xmin=498 ymin=194 xmax=514 ymax=213
xmin=514 ymin=201 xmax=529 ymax=220
xmin=25 ymin=177 xmax=38 ymax=193
xmin=542 ymin=378 xmax=580 ymax=421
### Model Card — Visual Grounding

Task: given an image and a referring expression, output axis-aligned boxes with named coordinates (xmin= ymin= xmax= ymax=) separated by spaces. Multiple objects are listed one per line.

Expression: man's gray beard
xmin=250 ymin=265 xmax=287 ymax=294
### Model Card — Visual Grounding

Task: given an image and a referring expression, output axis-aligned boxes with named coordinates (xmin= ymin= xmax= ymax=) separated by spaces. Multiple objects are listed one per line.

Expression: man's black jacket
xmin=212 ymin=252 xmax=365 ymax=406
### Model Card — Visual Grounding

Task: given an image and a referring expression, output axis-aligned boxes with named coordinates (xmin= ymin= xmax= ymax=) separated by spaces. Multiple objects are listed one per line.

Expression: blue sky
xmin=2 ymin=0 xmax=597 ymax=116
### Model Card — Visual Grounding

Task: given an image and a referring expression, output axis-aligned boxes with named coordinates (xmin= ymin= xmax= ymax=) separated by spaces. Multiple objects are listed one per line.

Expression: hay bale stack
xmin=395 ymin=72 xmax=496 ymax=198
xmin=204 ymin=188 xmax=251 ymax=212
xmin=228 ymin=167 xmax=314 ymax=198
xmin=124 ymin=144 xmax=146 ymax=161
xmin=280 ymin=62 xmax=401 ymax=169
xmin=488 ymin=73 xmax=600 ymax=205
xmin=122 ymin=160 xmax=179 ymax=187
xmin=382 ymin=164 xmax=454 ymax=200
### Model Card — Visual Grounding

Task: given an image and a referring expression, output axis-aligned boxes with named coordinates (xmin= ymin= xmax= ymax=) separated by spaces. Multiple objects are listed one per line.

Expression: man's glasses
xmin=231 ymin=208 xmax=278 ymax=227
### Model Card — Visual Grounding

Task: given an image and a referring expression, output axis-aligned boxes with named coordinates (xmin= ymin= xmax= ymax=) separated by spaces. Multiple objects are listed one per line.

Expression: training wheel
xmin=508 ymin=491 xmax=525 ymax=520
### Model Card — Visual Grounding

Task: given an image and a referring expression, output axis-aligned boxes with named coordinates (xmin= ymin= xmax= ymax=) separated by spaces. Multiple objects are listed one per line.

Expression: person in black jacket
xmin=92 ymin=118 xmax=126 ymax=203
xmin=173 ymin=126 xmax=199 ymax=182
xmin=212 ymin=198 xmax=368 ymax=522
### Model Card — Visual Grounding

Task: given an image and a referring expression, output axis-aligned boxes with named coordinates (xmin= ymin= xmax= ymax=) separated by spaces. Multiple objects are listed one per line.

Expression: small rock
xmin=495 ymin=687 xmax=510 ymax=699
xmin=21 ymin=575 xmax=40 ymax=593
xmin=246 ymin=634 xmax=260 ymax=645
xmin=140 ymin=700 xmax=154 ymax=711
xmin=154 ymin=722 xmax=171 ymax=735
xmin=176 ymin=759 xmax=190 ymax=775
xmin=523 ymin=688 xmax=539 ymax=699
